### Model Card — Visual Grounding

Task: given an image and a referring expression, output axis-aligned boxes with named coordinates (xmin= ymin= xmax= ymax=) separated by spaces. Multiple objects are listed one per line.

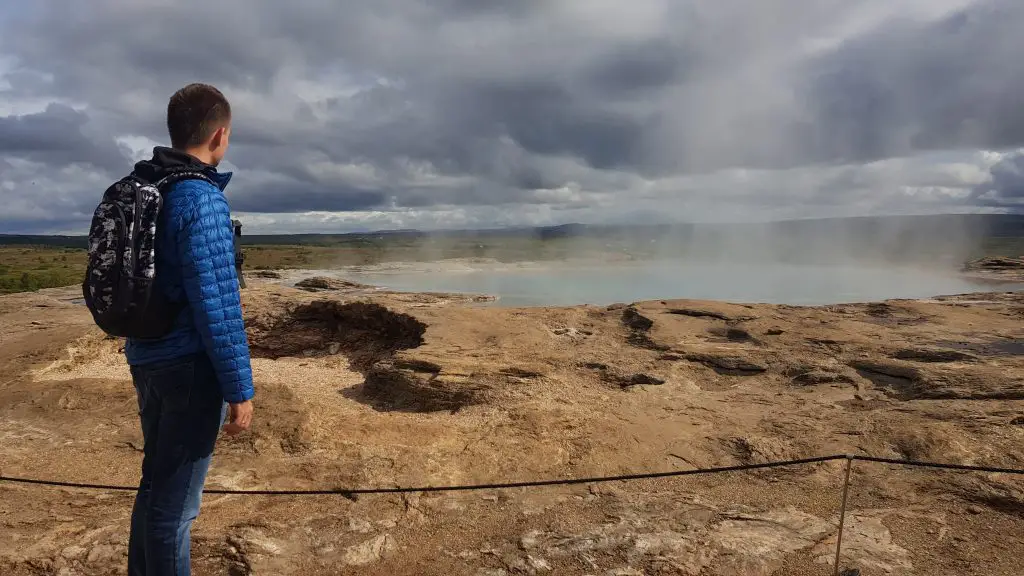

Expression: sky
xmin=0 ymin=0 xmax=1023 ymax=234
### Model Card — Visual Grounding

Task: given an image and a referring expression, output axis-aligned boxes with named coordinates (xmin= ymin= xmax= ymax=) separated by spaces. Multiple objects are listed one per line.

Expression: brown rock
xmin=295 ymin=276 xmax=368 ymax=292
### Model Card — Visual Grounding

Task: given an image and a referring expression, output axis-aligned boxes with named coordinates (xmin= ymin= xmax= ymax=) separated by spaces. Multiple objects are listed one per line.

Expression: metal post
xmin=834 ymin=455 xmax=854 ymax=576
xmin=232 ymin=219 xmax=246 ymax=289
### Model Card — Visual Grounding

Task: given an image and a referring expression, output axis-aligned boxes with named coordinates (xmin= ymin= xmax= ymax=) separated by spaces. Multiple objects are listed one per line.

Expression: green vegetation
xmin=0 ymin=246 xmax=87 ymax=294
xmin=241 ymin=236 xmax=616 ymax=270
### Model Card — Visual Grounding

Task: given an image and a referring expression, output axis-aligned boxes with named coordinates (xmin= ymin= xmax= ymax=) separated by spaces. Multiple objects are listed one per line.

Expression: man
xmin=124 ymin=82 xmax=255 ymax=575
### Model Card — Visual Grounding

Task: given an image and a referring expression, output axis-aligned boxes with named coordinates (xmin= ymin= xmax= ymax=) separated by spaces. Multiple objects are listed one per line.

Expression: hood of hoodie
xmin=131 ymin=146 xmax=232 ymax=190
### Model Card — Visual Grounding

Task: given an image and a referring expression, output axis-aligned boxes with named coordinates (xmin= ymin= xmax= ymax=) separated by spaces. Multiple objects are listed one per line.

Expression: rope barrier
xmin=1 ymin=454 xmax=1021 ymax=496
xmin=0 ymin=455 xmax=844 ymax=496
xmin=4 ymin=453 xmax=1022 ymax=574
xmin=851 ymin=455 xmax=1024 ymax=475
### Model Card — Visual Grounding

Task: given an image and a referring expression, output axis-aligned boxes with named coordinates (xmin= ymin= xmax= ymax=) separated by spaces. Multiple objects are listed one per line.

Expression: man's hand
xmin=223 ymin=400 xmax=253 ymax=435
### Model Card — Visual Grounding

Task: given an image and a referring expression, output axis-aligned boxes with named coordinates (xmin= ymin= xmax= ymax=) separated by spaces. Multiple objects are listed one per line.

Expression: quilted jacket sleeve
xmin=175 ymin=181 xmax=254 ymax=403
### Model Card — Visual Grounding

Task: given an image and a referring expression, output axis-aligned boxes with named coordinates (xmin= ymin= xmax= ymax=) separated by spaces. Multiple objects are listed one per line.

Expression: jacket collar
xmin=132 ymin=146 xmax=233 ymax=191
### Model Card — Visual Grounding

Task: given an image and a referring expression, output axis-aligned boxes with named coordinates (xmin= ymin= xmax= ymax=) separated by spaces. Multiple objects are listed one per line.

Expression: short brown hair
xmin=166 ymin=83 xmax=232 ymax=150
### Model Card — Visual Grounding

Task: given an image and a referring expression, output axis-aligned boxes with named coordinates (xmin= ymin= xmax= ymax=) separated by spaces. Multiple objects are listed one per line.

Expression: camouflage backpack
xmin=82 ymin=171 xmax=214 ymax=338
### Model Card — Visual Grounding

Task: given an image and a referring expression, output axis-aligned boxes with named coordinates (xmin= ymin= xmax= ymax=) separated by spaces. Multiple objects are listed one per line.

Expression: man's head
xmin=166 ymin=83 xmax=232 ymax=167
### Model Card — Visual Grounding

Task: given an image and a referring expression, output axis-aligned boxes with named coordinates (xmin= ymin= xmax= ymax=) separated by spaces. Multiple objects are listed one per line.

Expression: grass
xmin=241 ymin=236 xmax=616 ymax=269
xmin=0 ymin=246 xmax=88 ymax=295
xmin=0 ymin=239 xmax=566 ymax=295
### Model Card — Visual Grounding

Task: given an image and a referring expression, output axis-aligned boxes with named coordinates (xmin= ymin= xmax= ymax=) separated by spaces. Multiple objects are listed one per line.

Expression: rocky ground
xmin=0 ymin=270 xmax=1022 ymax=576
xmin=962 ymin=256 xmax=1024 ymax=284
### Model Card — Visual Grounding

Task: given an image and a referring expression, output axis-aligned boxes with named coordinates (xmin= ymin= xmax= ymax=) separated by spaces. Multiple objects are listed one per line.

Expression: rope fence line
xmin=2 ymin=453 xmax=1021 ymax=575
xmin=850 ymin=455 xmax=1024 ymax=475
xmin=0 ymin=455 xmax=844 ymax=496
xmin=0 ymin=454 xmax=1020 ymax=496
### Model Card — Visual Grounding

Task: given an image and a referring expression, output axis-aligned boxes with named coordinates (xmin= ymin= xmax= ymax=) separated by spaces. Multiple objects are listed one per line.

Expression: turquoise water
xmin=343 ymin=260 xmax=1022 ymax=307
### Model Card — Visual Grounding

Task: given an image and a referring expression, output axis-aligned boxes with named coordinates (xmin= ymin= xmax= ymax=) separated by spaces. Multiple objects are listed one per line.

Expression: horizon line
xmin=3 ymin=212 xmax=1022 ymax=239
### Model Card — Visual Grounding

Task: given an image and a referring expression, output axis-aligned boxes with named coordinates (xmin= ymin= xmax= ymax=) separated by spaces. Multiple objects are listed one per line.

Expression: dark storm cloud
xmin=582 ymin=39 xmax=691 ymax=97
xmin=228 ymin=181 xmax=388 ymax=213
xmin=0 ymin=214 xmax=90 ymax=235
xmin=441 ymin=79 xmax=653 ymax=171
xmin=0 ymin=0 xmax=1023 ymax=229
xmin=799 ymin=1 xmax=1024 ymax=165
xmin=0 ymin=104 xmax=126 ymax=172
xmin=972 ymin=152 xmax=1024 ymax=208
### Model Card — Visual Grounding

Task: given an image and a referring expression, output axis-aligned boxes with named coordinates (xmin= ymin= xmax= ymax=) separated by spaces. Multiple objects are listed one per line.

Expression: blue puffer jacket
xmin=124 ymin=146 xmax=254 ymax=404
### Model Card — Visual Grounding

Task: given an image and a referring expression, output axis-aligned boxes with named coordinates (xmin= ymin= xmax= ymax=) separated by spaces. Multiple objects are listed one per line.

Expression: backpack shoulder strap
xmin=154 ymin=170 xmax=216 ymax=193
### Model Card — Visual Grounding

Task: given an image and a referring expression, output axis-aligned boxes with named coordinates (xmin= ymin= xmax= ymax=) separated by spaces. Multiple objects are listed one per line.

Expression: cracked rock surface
xmin=1 ymin=281 xmax=1022 ymax=575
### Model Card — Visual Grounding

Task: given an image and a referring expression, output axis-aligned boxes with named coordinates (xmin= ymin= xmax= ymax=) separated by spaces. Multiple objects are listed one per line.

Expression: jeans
xmin=128 ymin=352 xmax=227 ymax=576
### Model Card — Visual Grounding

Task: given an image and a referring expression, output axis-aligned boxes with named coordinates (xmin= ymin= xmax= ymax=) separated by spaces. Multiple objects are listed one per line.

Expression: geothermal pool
xmin=324 ymin=260 xmax=1022 ymax=307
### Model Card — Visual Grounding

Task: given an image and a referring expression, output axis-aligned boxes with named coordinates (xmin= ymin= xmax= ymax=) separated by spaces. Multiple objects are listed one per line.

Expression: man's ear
xmin=209 ymin=125 xmax=228 ymax=150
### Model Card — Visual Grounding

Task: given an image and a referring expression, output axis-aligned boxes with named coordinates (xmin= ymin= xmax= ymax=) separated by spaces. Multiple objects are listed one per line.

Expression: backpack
xmin=82 ymin=170 xmax=214 ymax=339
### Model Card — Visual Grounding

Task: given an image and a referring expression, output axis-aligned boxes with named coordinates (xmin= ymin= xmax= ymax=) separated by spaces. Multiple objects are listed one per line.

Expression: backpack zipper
xmin=131 ymin=182 xmax=144 ymax=278
xmin=111 ymin=200 xmax=129 ymax=314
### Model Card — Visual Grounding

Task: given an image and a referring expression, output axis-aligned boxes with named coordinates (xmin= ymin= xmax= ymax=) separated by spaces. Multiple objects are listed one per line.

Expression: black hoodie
xmin=131 ymin=146 xmax=219 ymax=185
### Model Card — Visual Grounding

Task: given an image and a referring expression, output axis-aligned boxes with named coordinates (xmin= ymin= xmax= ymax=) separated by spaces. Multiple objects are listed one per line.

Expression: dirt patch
xmin=250 ymin=270 xmax=282 ymax=279
xmin=393 ymin=359 xmax=443 ymax=374
xmin=668 ymin=308 xmax=733 ymax=321
xmin=498 ymin=367 xmax=544 ymax=379
xmin=885 ymin=425 xmax=975 ymax=462
xmin=707 ymin=326 xmax=759 ymax=343
xmin=579 ymin=362 xmax=665 ymax=388
xmin=620 ymin=373 xmax=665 ymax=387
xmin=621 ymin=307 xmax=669 ymax=351
xmin=962 ymin=256 xmax=1024 ymax=283
xmin=851 ymin=360 xmax=1024 ymax=400
xmin=604 ymin=370 xmax=664 ymax=388
xmin=666 ymin=307 xmax=757 ymax=323
xmin=247 ymin=300 xmax=457 ymax=412
xmin=34 ymin=333 xmax=124 ymax=378
xmin=621 ymin=307 xmax=653 ymax=331
xmin=219 ymin=381 xmax=313 ymax=456
xmin=851 ymin=361 xmax=922 ymax=398
xmin=936 ymin=338 xmax=1024 ymax=357
xmin=790 ymin=370 xmax=857 ymax=386
xmin=893 ymin=347 xmax=978 ymax=363
xmin=807 ymin=338 xmax=844 ymax=354
xmin=680 ymin=352 xmax=768 ymax=376
xmin=965 ymin=256 xmax=1024 ymax=271
xmin=248 ymin=300 xmax=426 ymax=370
xmin=955 ymin=477 xmax=1024 ymax=518
xmin=358 ymin=360 xmax=490 ymax=413
xmin=859 ymin=303 xmax=933 ymax=326
xmin=727 ymin=436 xmax=797 ymax=465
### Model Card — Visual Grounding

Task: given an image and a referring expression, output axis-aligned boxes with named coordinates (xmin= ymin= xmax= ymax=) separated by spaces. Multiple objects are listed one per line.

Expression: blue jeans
xmin=128 ymin=352 xmax=226 ymax=576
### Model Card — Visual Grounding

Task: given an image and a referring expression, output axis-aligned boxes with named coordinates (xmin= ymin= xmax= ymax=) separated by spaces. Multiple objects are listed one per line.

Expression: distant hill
xmin=0 ymin=234 xmax=90 ymax=249
xmin=2 ymin=214 xmax=1022 ymax=259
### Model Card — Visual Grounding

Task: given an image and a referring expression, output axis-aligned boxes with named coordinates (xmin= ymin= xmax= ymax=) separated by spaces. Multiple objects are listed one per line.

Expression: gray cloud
xmin=799 ymin=1 xmax=1024 ymax=165
xmin=0 ymin=0 xmax=1022 ymax=233
xmin=972 ymin=151 xmax=1024 ymax=207
xmin=228 ymin=181 xmax=389 ymax=214
xmin=0 ymin=104 xmax=125 ymax=172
